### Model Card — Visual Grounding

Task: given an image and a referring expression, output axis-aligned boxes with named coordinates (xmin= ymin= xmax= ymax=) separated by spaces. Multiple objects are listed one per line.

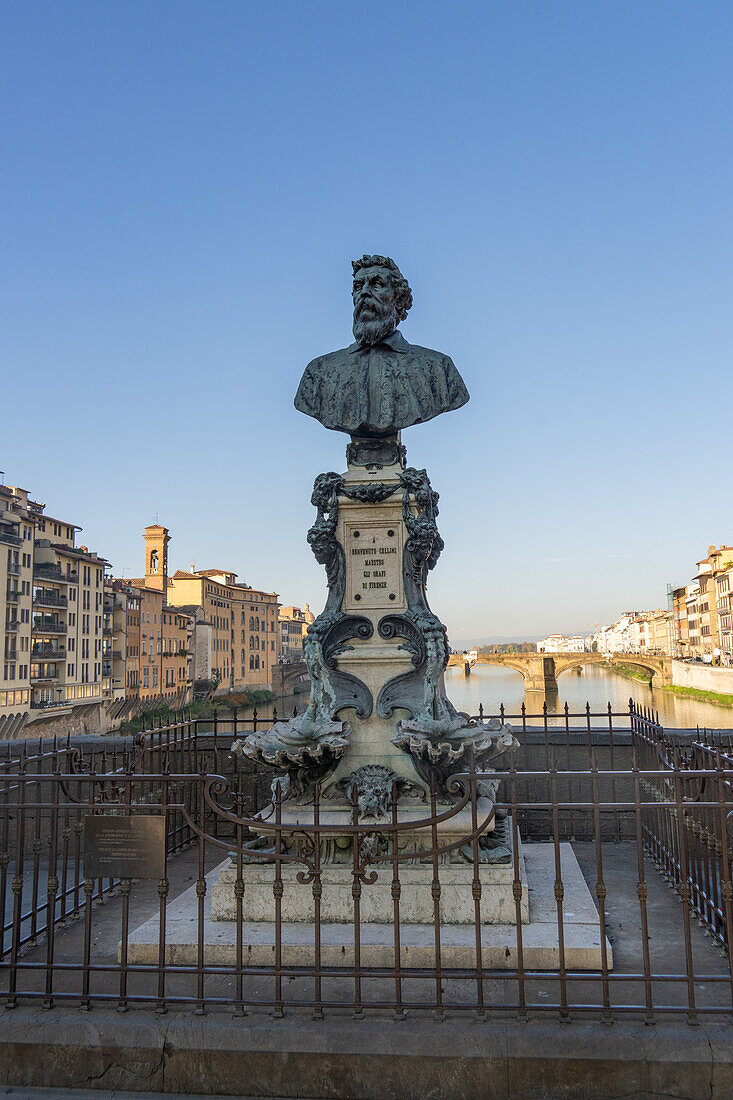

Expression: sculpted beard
xmin=352 ymin=292 xmax=398 ymax=347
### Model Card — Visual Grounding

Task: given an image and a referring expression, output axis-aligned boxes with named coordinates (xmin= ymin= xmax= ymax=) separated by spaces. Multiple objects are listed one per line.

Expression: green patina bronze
xmin=294 ymin=254 xmax=469 ymax=440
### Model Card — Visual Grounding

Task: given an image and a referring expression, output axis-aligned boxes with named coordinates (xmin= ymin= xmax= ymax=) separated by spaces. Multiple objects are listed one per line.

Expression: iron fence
xmin=632 ymin=705 xmax=733 ymax=949
xmin=0 ymin=705 xmax=731 ymax=1023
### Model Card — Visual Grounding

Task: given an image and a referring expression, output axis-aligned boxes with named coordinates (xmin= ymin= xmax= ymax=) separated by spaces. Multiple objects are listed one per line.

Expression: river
xmin=259 ymin=665 xmax=731 ymax=733
xmin=444 ymin=663 xmax=733 ymax=731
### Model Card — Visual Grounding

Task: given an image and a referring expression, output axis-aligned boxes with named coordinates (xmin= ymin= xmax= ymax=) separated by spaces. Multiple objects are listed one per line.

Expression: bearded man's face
xmin=352 ymin=265 xmax=398 ymax=346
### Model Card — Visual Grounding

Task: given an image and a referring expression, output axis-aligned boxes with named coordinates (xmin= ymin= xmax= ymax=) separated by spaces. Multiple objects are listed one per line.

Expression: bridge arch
xmin=476 ymin=658 xmax=530 ymax=681
xmin=547 ymin=653 xmax=666 ymax=686
xmin=447 ymin=653 xmax=532 ymax=681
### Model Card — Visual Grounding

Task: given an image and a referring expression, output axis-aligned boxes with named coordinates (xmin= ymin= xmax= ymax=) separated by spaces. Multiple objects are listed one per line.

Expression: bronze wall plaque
xmin=84 ymin=815 xmax=165 ymax=879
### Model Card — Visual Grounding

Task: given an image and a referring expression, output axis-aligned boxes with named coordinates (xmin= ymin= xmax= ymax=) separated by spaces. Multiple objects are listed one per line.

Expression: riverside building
xmin=278 ymin=604 xmax=314 ymax=662
xmin=1 ymin=483 xmax=109 ymax=732
xmin=124 ymin=526 xmax=194 ymax=705
xmin=670 ymin=545 xmax=733 ymax=661
xmin=143 ymin=525 xmax=281 ymax=692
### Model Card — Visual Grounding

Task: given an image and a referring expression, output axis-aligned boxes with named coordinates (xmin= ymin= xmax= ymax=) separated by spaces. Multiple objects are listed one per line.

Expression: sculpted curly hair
xmin=351 ymin=255 xmax=413 ymax=322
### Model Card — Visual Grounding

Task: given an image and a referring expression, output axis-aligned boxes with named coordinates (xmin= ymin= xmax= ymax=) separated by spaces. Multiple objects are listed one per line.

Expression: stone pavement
xmin=1 ymin=1090 xmax=288 ymax=1100
xmin=0 ymin=1007 xmax=732 ymax=1098
xmin=2 ymin=841 xmax=733 ymax=1096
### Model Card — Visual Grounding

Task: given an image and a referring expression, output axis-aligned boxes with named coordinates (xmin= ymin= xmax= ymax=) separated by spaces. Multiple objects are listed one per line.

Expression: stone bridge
xmin=447 ymin=651 xmax=673 ymax=697
xmin=271 ymin=660 xmax=309 ymax=697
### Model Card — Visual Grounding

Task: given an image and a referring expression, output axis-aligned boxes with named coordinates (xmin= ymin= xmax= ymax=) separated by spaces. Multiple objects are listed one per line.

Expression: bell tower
xmin=143 ymin=524 xmax=170 ymax=592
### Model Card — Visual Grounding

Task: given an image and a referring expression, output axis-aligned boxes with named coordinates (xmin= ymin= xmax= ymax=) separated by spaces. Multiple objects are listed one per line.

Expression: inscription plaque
xmin=345 ymin=522 xmax=403 ymax=610
xmin=84 ymin=815 xmax=165 ymax=879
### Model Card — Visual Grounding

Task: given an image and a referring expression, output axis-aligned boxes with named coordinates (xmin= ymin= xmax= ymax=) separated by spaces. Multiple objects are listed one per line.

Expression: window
xmin=249 ymin=655 xmax=254 ymax=670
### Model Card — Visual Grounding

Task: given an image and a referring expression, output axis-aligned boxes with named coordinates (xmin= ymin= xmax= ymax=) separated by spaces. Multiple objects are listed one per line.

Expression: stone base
xmin=212 ymin=852 xmax=528 ymax=927
xmin=127 ymin=843 xmax=612 ymax=971
xmin=212 ymin=801 xmax=521 ymax=926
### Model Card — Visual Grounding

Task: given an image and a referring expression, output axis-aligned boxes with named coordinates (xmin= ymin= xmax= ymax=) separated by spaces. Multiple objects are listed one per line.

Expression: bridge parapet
xmin=271 ymin=660 xmax=309 ymax=697
xmin=448 ymin=651 xmax=673 ymax=690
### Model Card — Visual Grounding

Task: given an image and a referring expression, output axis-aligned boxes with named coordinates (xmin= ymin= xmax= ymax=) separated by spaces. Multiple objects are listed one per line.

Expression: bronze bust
xmin=294 ymin=255 xmax=469 ymax=452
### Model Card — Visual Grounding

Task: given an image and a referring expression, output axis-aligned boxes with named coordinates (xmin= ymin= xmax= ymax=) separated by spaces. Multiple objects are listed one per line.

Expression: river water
xmin=444 ymin=664 xmax=733 ymax=731
xmin=254 ymin=666 xmax=730 ymax=733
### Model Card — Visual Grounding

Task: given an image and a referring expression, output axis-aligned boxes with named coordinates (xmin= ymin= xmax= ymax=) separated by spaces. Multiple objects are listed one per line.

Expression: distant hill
xmin=451 ymin=634 xmax=543 ymax=651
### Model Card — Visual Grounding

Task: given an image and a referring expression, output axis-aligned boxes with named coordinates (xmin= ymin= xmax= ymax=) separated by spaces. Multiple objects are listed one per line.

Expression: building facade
xmin=671 ymin=546 xmax=733 ymax=661
xmin=167 ymin=566 xmax=280 ymax=691
xmin=0 ymin=483 xmax=109 ymax=727
xmin=536 ymin=634 xmax=585 ymax=654
xmin=279 ymin=605 xmax=312 ymax=662
xmin=125 ymin=527 xmax=193 ymax=704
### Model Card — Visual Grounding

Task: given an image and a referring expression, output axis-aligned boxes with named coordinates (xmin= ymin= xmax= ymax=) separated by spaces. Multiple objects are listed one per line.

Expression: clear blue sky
xmin=2 ymin=2 xmax=732 ymax=642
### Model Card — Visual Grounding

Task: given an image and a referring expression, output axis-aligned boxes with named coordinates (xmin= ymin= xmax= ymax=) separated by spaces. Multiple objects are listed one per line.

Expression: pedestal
xmin=211 ymin=808 xmax=528 ymax=925
xmin=127 ymin=842 xmax=612 ymax=971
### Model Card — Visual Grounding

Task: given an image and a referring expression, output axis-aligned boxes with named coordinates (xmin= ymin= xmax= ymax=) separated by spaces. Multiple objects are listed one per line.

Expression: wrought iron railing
xmin=631 ymin=705 xmax=733 ymax=949
xmin=0 ymin=706 xmax=730 ymax=1022
xmin=32 ymin=592 xmax=67 ymax=609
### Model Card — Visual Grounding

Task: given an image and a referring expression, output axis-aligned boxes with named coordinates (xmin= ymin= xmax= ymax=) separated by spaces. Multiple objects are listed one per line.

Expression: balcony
xmin=0 ymin=531 xmax=22 ymax=547
xmin=31 ymin=644 xmax=66 ymax=661
xmin=4 ymin=620 xmax=19 ymax=632
xmin=6 ymin=561 xmax=21 ymax=576
xmin=30 ymin=666 xmax=61 ymax=683
xmin=32 ymin=617 xmax=66 ymax=635
xmin=5 ymin=589 xmax=20 ymax=604
xmin=32 ymin=591 xmax=67 ymax=609
xmin=33 ymin=563 xmax=78 ymax=584
xmin=30 ymin=696 xmax=64 ymax=710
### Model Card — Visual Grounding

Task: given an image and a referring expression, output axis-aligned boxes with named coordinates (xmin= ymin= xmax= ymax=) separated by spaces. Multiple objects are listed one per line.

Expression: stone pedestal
xmin=127 ymin=842 xmax=612 ymax=971
xmin=233 ymin=458 xmax=520 ymax=809
xmin=211 ymin=806 xmax=527 ymax=926
xmin=330 ymin=462 xmax=412 ymax=783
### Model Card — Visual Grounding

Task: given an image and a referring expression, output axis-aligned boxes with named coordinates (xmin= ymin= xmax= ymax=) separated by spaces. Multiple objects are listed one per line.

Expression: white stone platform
xmin=211 ymin=845 xmax=528 ymax=926
xmin=126 ymin=843 xmax=612 ymax=971
xmin=211 ymin=804 xmax=525 ymax=926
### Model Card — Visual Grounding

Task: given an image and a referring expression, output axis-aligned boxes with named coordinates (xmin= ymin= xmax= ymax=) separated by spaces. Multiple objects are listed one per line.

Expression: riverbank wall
xmin=672 ymin=659 xmax=733 ymax=695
